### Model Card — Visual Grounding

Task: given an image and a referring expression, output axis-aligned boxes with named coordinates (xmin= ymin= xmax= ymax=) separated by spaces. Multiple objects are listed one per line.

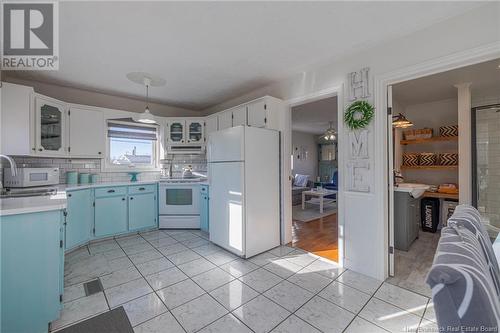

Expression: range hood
xmin=167 ymin=145 xmax=205 ymax=155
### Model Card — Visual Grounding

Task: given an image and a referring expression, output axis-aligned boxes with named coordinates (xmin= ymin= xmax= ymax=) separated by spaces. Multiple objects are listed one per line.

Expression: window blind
xmin=107 ymin=122 xmax=157 ymax=141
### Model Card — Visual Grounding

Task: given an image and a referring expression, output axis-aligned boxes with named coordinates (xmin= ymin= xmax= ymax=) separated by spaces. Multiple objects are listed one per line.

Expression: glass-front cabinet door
xmin=187 ymin=120 xmax=204 ymax=144
xmin=168 ymin=120 xmax=185 ymax=144
xmin=35 ymin=96 xmax=67 ymax=155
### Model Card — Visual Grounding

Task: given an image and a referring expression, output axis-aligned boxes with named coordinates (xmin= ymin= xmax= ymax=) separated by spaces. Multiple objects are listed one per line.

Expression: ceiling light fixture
xmin=138 ymin=77 xmax=156 ymax=124
xmin=322 ymin=121 xmax=337 ymax=142
xmin=126 ymin=72 xmax=166 ymax=124
xmin=392 ymin=113 xmax=414 ymax=128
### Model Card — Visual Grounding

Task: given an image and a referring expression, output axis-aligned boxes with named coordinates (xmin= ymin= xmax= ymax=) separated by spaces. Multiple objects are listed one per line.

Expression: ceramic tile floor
xmin=52 ymin=229 xmax=438 ymax=333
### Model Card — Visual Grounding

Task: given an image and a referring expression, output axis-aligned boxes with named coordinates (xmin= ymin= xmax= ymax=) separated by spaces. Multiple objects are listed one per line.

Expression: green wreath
xmin=344 ymin=100 xmax=374 ymax=130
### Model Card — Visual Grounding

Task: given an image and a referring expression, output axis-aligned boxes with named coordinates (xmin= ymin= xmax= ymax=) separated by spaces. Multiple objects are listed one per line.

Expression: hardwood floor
xmin=291 ymin=212 xmax=338 ymax=262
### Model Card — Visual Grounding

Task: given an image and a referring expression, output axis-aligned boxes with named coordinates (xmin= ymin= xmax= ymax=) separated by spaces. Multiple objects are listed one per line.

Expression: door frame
xmin=375 ymin=41 xmax=500 ymax=277
xmin=285 ymin=84 xmax=345 ymax=266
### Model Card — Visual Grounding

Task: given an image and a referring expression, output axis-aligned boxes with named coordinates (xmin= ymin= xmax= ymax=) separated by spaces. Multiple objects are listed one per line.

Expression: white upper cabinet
xmin=1 ymin=82 xmax=34 ymax=155
xmin=218 ymin=111 xmax=233 ymax=130
xmin=167 ymin=119 xmax=186 ymax=145
xmin=247 ymin=99 xmax=267 ymax=128
xmin=166 ymin=118 xmax=205 ymax=146
xmin=35 ymin=94 xmax=68 ymax=156
xmin=186 ymin=119 xmax=204 ymax=144
xmin=204 ymin=116 xmax=218 ymax=141
xmin=68 ymin=105 xmax=105 ymax=158
xmin=232 ymin=106 xmax=247 ymax=127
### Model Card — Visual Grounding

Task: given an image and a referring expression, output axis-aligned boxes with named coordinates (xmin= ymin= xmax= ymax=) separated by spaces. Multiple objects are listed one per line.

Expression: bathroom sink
xmin=394 ymin=183 xmax=430 ymax=198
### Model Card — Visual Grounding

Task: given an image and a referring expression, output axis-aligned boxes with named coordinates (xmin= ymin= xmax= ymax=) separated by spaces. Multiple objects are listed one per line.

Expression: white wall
xmin=3 ymin=77 xmax=199 ymax=117
xmin=292 ymin=131 xmax=318 ymax=180
xmin=204 ymin=3 xmax=500 ymax=280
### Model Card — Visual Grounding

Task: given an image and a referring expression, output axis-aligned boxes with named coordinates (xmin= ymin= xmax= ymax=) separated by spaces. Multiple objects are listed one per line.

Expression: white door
xmin=247 ymin=100 xmax=267 ymax=128
xmin=186 ymin=119 xmax=204 ymax=144
xmin=204 ymin=116 xmax=218 ymax=142
xmin=388 ymin=85 xmax=395 ymax=276
xmin=218 ymin=111 xmax=233 ymax=130
xmin=69 ymin=106 xmax=105 ymax=157
xmin=232 ymin=106 xmax=247 ymax=127
xmin=209 ymin=162 xmax=245 ymax=256
xmin=35 ymin=95 xmax=67 ymax=156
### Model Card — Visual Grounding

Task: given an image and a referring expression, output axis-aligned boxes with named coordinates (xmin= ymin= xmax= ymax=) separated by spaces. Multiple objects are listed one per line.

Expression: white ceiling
xmin=393 ymin=58 xmax=500 ymax=105
xmin=292 ymin=96 xmax=337 ymax=135
xmin=7 ymin=1 xmax=484 ymax=110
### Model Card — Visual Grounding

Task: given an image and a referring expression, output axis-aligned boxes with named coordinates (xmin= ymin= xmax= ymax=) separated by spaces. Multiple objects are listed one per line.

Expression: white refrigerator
xmin=208 ymin=126 xmax=280 ymax=258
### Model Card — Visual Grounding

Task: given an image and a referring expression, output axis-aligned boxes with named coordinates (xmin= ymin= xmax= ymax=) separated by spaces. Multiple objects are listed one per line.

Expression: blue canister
xmin=90 ymin=174 xmax=99 ymax=184
xmin=66 ymin=171 xmax=78 ymax=185
xmin=79 ymin=173 xmax=90 ymax=184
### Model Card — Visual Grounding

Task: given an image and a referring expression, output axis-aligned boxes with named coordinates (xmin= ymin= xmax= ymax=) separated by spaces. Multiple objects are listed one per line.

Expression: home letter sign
xmin=349 ymin=130 xmax=368 ymax=159
xmin=347 ymin=161 xmax=370 ymax=192
xmin=348 ymin=67 xmax=370 ymax=101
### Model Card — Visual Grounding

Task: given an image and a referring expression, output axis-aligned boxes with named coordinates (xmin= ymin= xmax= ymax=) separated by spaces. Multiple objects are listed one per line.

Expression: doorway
xmin=289 ymin=96 xmax=339 ymax=262
xmin=386 ymin=58 xmax=500 ymax=296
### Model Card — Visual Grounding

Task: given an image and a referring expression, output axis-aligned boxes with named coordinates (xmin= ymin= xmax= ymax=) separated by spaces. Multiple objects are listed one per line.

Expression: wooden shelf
xmin=400 ymin=165 xmax=458 ymax=170
xmin=400 ymin=136 xmax=458 ymax=145
xmin=423 ymin=191 xmax=459 ymax=200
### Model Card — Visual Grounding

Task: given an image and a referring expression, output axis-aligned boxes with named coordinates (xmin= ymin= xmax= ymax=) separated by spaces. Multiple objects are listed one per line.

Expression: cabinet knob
xmin=32 ymin=147 xmax=36 ymax=151
xmin=38 ymin=148 xmax=43 ymax=151
xmin=122 ymin=198 xmax=125 ymax=201
xmin=98 ymin=152 xmax=102 ymax=155
xmin=130 ymin=197 xmax=134 ymax=200
xmin=67 ymin=193 xmax=72 ymax=197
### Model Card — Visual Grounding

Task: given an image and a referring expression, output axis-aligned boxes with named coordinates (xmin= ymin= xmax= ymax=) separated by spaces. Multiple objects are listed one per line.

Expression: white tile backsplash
xmin=3 ymin=157 xmax=162 ymax=184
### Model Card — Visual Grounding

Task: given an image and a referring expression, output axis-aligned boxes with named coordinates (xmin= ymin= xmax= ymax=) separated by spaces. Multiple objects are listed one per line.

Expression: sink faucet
xmin=393 ymin=170 xmax=403 ymax=185
xmin=0 ymin=154 xmax=17 ymax=177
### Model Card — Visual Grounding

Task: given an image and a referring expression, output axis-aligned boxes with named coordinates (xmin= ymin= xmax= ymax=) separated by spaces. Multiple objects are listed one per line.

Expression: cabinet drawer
xmin=128 ymin=184 xmax=156 ymax=194
xmin=200 ymin=185 xmax=209 ymax=194
xmin=95 ymin=186 xmax=127 ymax=197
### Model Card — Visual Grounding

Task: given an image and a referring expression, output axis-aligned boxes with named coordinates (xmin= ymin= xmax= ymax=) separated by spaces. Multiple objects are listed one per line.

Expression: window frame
xmin=103 ymin=120 xmax=160 ymax=172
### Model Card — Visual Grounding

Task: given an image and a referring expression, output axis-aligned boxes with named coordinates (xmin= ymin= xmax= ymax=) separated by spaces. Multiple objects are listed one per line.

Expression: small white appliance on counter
xmin=3 ymin=167 xmax=60 ymax=188
xmin=158 ymin=180 xmax=201 ymax=229
xmin=208 ymin=126 xmax=280 ymax=258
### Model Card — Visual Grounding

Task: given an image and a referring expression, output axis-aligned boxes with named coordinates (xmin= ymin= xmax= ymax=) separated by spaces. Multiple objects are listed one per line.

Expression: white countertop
xmin=1 ymin=192 xmax=67 ymax=217
xmin=1 ymin=180 xmax=209 ymax=217
xmin=60 ymin=180 xmax=159 ymax=191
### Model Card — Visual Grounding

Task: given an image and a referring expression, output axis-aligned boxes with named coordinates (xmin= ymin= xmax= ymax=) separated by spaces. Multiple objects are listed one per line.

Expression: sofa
xmin=426 ymin=205 xmax=500 ymax=331
xmin=291 ymin=174 xmax=313 ymax=206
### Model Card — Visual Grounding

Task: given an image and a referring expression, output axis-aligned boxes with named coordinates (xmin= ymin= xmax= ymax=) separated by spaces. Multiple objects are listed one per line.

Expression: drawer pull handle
xmin=139 ymin=187 xmax=145 ymax=191
xmin=107 ymin=189 xmax=115 ymax=193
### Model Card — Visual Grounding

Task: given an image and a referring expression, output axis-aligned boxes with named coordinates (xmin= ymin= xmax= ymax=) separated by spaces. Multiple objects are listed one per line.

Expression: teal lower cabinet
xmin=1 ymin=210 xmax=64 ymax=333
xmin=65 ymin=189 xmax=93 ymax=250
xmin=129 ymin=192 xmax=157 ymax=231
xmin=94 ymin=189 xmax=128 ymax=237
xmin=200 ymin=185 xmax=209 ymax=232
xmin=94 ymin=195 xmax=128 ymax=237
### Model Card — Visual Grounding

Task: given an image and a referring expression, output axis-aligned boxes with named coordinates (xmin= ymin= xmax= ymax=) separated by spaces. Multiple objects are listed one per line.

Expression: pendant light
xmin=392 ymin=113 xmax=413 ymax=128
xmin=126 ymin=72 xmax=166 ymax=124
xmin=137 ymin=77 xmax=156 ymax=124
xmin=322 ymin=121 xmax=337 ymax=142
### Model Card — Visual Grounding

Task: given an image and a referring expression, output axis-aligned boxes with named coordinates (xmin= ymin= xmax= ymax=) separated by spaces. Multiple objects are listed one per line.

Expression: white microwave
xmin=3 ymin=167 xmax=60 ymax=188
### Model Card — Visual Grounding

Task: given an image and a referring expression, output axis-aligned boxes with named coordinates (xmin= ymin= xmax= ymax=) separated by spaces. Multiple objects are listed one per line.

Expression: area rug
xmin=292 ymin=201 xmax=337 ymax=222
xmin=57 ymin=307 xmax=133 ymax=333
